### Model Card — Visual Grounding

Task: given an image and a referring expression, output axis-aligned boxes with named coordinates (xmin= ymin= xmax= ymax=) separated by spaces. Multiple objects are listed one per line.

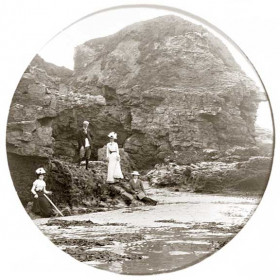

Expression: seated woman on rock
xmin=129 ymin=171 xmax=157 ymax=206
xmin=31 ymin=168 xmax=54 ymax=217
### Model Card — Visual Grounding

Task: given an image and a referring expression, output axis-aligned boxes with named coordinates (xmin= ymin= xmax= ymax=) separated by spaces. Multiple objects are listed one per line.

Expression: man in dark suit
xmin=77 ymin=120 xmax=93 ymax=170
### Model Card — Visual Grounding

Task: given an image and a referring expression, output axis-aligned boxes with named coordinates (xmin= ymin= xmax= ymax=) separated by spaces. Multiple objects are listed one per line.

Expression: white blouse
xmin=106 ymin=142 xmax=120 ymax=157
xmin=31 ymin=179 xmax=46 ymax=194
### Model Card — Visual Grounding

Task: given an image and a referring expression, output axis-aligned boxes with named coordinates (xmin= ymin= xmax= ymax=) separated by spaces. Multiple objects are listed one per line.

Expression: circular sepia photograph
xmin=6 ymin=5 xmax=274 ymax=275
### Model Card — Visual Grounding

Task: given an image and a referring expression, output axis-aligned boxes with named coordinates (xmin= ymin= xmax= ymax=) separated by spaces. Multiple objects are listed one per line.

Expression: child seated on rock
xmin=129 ymin=171 xmax=157 ymax=206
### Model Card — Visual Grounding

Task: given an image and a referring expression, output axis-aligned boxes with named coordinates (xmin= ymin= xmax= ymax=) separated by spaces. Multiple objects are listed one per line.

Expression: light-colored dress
xmin=106 ymin=142 xmax=124 ymax=183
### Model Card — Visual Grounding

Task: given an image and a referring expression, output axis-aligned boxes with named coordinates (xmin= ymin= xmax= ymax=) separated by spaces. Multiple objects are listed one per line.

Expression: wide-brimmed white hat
xmin=131 ymin=171 xmax=140 ymax=176
xmin=83 ymin=120 xmax=89 ymax=125
xmin=108 ymin=132 xmax=117 ymax=139
xmin=36 ymin=167 xmax=46 ymax=175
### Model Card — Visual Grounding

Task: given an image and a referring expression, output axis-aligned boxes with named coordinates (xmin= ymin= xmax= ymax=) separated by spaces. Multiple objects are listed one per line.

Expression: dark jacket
xmin=77 ymin=128 xmax=93 ymax=149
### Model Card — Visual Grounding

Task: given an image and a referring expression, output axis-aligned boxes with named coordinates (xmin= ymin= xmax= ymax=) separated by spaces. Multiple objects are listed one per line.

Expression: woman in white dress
xmin=106 ymin=132 xmax=124 ymax=183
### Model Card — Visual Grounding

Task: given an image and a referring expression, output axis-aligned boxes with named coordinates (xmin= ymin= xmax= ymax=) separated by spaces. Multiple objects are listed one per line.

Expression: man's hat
xmin=83 ymin=120 xmax=89 ymax=125
xmin=131 ymin=171 xmax=140 ymax=176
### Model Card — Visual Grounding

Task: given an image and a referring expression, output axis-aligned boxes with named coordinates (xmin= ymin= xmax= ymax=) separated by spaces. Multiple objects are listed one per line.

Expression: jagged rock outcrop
xmin=255 ymin=125 xmax=273 ymax=156
xmin=45 ymin=160 xmax=142 ymax=214
xmin=6 ymin=15 xmax=273 ymax=206
xmin=7 ymin=55 xmax=106 ymax=158
xmin=24 ymin=159 xmax=142 ymax=212
xmin=147 ymin=156 xmax=271 ymax=194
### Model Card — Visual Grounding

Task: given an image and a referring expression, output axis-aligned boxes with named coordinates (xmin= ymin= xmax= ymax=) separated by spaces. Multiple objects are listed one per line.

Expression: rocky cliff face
xmin=6 ymin=15 xmax=272 ymax=206
xmin=72 ymin=15 xmax=264 ymax=167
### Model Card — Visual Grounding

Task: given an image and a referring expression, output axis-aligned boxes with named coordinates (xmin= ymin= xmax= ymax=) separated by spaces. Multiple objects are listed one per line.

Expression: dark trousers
xmin=141 ymin=197 xmax=157 ymax=206
xmin=79 ymin=146 xmax=91 ymax=159
xmin=79 ymin=146 xmax=91 ymax=169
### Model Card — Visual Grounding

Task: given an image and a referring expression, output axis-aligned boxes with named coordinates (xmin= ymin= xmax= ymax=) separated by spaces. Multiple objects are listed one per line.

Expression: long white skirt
xmin=107 ymin=153 xmax=124 ymax=183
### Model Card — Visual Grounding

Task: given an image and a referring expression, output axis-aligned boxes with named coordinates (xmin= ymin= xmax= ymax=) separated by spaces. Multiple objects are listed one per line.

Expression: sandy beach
xmin=34 ymin=184 xmax=260 ymax=274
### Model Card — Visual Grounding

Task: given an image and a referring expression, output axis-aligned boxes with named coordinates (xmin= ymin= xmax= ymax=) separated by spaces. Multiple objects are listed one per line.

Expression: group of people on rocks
xmin=31 ymin=120 xmax=157 ymax=217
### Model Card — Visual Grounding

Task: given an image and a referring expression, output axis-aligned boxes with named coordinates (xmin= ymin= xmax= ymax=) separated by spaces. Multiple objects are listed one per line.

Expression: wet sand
xmin=34 ymin=184 xmax=260 ymax=275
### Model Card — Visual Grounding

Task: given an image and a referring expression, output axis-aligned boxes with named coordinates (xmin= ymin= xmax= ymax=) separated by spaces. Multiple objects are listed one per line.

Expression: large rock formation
xmin=6 ymin=15 xmax=273 ymax=206
xmin=72 ymin=15 xmax=266 ymax=167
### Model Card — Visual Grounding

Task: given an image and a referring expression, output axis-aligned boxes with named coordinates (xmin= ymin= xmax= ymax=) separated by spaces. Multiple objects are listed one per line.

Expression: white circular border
xmin=0 ymin=1 xmax=279 ymax=280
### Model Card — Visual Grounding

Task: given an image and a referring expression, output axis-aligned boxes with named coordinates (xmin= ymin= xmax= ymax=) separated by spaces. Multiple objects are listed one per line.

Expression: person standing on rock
xmin=106 ymin=132 xmax=124 ymax=183
xmin=129 ymin=171 xmax=157 ymax=206
xmin=77 ymin=120 xmax=93 ymax=170
xmin=31 ymin=168 xmax=54 ymax=217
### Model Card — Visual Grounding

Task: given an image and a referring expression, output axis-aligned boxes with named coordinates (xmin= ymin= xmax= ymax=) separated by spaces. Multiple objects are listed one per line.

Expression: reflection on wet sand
xmin=34 ymin=187 xmax=259 ymax=274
